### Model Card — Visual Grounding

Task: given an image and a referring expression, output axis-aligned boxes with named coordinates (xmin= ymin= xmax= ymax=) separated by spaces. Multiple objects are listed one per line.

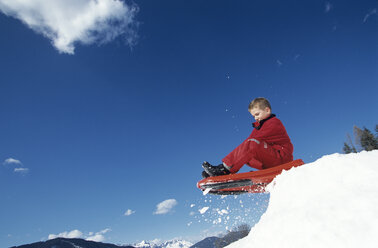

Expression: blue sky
xmin=0 ymin=0 xmax=377 ymax=247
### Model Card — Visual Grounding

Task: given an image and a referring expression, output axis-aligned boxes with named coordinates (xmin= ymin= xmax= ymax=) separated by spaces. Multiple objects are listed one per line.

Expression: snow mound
xmin=227 ymin=150 xmax=378 ymax=248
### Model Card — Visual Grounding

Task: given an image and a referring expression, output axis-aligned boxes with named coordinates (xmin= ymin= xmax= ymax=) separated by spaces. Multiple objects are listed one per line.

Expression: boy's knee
xmin=248 ymin=138 xmax=260 ymax=144
xmin=248 ymin=138 xmax=261 ymax=151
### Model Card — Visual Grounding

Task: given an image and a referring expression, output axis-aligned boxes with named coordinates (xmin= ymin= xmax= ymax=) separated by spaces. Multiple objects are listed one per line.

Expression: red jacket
xmin=248 ymin=114 xmax=293 ymax=158
xmin=222 ymin=114 xmax=293 ymax=171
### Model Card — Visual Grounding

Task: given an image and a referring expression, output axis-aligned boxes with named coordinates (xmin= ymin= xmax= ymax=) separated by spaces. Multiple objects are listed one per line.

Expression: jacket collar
xmin=252 ymin=114 xmax=276 ymax=130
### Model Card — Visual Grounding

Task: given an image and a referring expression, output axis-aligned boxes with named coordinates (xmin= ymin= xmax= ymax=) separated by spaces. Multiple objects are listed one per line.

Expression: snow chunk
xmin=217 ymin=209 xmax=229 ymax=215
xmin=199 ymin=207 xmax=209 ymax=214
xmin=203 ymin=188 xmax=212 ymax=195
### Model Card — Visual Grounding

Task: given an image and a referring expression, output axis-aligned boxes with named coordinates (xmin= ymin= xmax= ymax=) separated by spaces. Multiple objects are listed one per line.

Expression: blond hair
xmin=248 ymin=97 xmax=272 ymax=111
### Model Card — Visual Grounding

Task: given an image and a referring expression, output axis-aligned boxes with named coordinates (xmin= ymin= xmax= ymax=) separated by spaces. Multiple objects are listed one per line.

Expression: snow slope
xmin=227 ymin=150 xmax=378 ymax=248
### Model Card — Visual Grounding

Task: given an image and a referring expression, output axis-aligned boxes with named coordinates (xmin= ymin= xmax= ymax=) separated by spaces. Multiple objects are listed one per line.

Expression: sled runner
xmin=197 ymin=159 xmax=305 ymax=195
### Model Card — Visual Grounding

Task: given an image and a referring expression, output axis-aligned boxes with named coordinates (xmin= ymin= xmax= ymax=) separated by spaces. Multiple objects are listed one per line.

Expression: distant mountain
xmin=190 ymin=224 xmax=251 ymax=248
xmin=189 ymin=237 xmax=220 ymax=248
xmin=10 ymin=227 xmax=250 ymax=248
xmin=9 ymin=237 xmax=135 ymax=248
xmin=134 ymin=239 xmax=193 ymax=248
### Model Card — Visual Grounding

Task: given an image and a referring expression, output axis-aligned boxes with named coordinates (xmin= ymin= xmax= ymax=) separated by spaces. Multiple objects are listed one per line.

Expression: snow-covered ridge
xmin=227 ymin=150 xmax=378 ymax=248
xmin=133 ymin=239 xmax=193 ymax=248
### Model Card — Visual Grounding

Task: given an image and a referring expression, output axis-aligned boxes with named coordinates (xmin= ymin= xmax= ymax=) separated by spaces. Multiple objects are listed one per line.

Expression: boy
xmin=202 ymin=97 xmax=293 ymax=177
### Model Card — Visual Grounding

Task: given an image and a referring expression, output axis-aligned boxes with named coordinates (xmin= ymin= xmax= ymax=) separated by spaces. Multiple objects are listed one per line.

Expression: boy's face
xmin=249 ymin=106 xmax=271 ymax=122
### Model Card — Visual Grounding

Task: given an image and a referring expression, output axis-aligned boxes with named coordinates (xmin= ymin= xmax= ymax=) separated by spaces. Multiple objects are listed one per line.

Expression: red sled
xmin=197 ymin=159 xmax=305 ymax=195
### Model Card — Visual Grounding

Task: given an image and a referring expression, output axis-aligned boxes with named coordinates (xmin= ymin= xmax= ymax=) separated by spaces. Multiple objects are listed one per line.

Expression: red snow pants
xmin=222 ymin=138 xmax=293 ymax=173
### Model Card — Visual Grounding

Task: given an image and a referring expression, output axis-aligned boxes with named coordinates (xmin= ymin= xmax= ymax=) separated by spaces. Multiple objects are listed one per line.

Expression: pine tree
xmin=353 ymin=126 xmax=364 ymax=150
xmin=344 ymin=125 xmax=378 ymax=153
xmin=343 ymin=142 xmax=355 ymax=154
xmin=360 ymin=127 xmax=378 ymax=151
xmin=343 ymin=133 xmax=357 ymax=153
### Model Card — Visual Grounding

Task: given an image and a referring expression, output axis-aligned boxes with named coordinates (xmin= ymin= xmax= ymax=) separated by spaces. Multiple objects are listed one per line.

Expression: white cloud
xmin=86 ymin=228 xmax=111 ymax=242
xmin=153 ymin=199 xmax=178 ymax=215
xmin=14 ymin=167 xmax=29 ymax=174
xmin=48 ymin=228 xmax=111 ymax=242
xmin=276 ymin=59 xmax=283 ymax=67
xmin=98 ymin=228 xmax=111 ymax=234
xmin=325 ymin=2 xmax=333 ymax=13
xmin=124 ymin=209 xmax=135 ymax=216
xmin=363 ymin=9 xmax=377 ymax=23
xmin=86 ymin=233 xmax=105 ymax=242
xmin=0 ymin=0 xmax=139 ymax=54
xmin=3 ymin=158 xmax=22 ymax=165
xmin=3 ymin=158 xmax=29 ymax=174
xmin=48 ymin=229 xmax=83 ymax=240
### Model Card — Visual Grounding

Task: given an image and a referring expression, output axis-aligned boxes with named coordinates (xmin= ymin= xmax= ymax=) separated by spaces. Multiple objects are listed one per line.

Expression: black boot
xmin=202 ymin=171 xmax=210 ymax=178
xmin=202 ymin=161 xmax=230 ymax=177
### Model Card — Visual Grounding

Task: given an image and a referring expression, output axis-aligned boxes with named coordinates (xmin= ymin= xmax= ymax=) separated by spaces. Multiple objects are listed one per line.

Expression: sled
xmin=197 ymin=159 xmax=305 ymax=195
